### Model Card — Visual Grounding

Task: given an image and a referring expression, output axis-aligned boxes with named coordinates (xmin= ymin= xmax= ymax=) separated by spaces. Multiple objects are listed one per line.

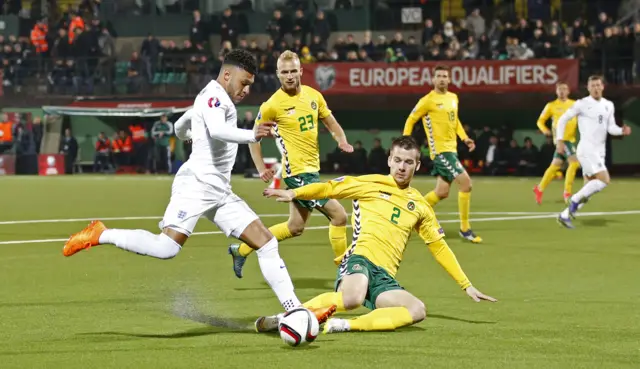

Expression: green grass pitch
xmin=1 ymin=175 xmax=639 ymax=368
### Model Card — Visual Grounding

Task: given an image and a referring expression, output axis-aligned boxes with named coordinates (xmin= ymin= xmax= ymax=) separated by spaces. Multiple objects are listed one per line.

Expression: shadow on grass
xmin=429 ymin=314 xmax=496 ymax=324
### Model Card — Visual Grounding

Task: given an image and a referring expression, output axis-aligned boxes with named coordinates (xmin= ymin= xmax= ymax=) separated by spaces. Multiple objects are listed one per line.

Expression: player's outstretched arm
xmin=174 ymin=109 xmax=193 ymax=141
xmin=265 ymin=176 xmax=363 ymax=201
xmin=321 ymin=114 xmax=353 ymax=153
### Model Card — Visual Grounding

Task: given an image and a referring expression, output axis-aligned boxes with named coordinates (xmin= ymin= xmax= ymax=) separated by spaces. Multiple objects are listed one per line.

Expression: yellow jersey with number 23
xmin=256 ymin=85 xmax=331 ymax=178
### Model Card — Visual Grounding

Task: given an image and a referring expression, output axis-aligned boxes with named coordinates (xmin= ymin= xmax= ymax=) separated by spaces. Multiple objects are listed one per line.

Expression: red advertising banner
xmin=0 ymin=155 xmax=15 ymax=175
xmin=38 ymin=154 xmax=65 ymax=176
xmin=302 ymin=59 xmax=579 ymax=94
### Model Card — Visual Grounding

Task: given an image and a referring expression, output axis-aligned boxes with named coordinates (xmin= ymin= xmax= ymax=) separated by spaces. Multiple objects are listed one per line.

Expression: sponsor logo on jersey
xmin=285 ymin=107 xmax=296 ymax=115
xmin=407 ymin=201 xmax=415 ymax=211
xmin=379 ymin=191 xmax=391 ymax=200
xmin=436 ymin=103 xmax=443 ymax=109
xmin=208 ymin=97 xmax=221 ymax=108
xmin=311 ymin=101 xmax=317 ymax=110
xmin=333 ymin=176 xmax=345 ymax=182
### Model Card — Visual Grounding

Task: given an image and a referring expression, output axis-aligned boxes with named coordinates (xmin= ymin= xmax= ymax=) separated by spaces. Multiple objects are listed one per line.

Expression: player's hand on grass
xmin=260 ymin=168 xmax=275 ymax=182
xmin=556 ymin=141 xmax=565 ymax=155
xmin=464 ymin=138 xmax=475 ymax=152
xmin=255 ymin=122 xmax=277 ymax=140
xmin=465 ymin=286 xmax=497 ymax=302
xmin=338 ymin=141 xmax=354 ymax=153
xmin=263 ymin=188 xmax=295 ymax=202
xmin=622 ymin=125 xmax=632 ymax=136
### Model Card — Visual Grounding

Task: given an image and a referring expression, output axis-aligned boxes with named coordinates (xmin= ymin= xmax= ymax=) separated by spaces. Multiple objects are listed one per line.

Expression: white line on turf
xmin=1 ymin=210 xmax=638 ymax=245
xmin=0 ymin=212 xmax=557 ymax=225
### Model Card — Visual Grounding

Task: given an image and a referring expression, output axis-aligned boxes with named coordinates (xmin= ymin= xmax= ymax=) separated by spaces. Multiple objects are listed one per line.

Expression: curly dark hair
xmin=223 ymin=49 xmax=258 ymax=76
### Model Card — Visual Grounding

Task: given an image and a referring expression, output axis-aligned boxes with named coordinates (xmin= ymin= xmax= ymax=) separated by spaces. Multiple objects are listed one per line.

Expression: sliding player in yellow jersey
xmin=403 ymin=65 xmax=481 ymax=243
xmin=533 ymin=82 xmax=580 ymax=204
xmin=228 ymin=50 xmax=353 ymax=278
xmin=255 ymin=136 xmax=496 ymax=334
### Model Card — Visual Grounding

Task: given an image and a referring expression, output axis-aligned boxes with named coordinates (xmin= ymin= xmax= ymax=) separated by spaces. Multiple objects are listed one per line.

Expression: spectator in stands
xmin=190 ymin=10 xmax=208 ymax=46
xmin=127 ymin=51 xmax=146 ymax=93
xmin=405 ymin=36 xmax=420 ymax=61
xmin=309 ymin=35 xmax=326 ymax=58
xmin=484 ymin=135 xmax=507 ymax=175
xmin=0 ymin=113 xmax=13 ymax=154
xmin=539 ymin=135 xmax=555 ymax=168
xmin=422 ymin=19 xmax=435 ymax=46
xmin=266 ymin=10 xmax=285 ymax=43
xmin=99 ymin=27 xmax=115 ymax=57
xmin=595 ymin=12 xmax=613 ymax=39
xmin=141 ymin=33 xmax=160 ymax=74
xmin=334 ymin=0 xmax=352 ymax=9
xmin=151 ymin=114 xmax=173 ymax=173
xmin=368 ymin=138 xmax=387 ymax=174
xmin=300 ymin=46 xmax=315 ymax=64
xmin=312 ymin=10 xmax=331 ymax=46
xmin=361 ymin=31 xmax=375 ymax=58
xmin=358 ymin=48 xmax=372 ymax=62
xmin=236 ymin=111 xmax=254 ymax=172
xmin=51 ymin=28 xmax=71 ymax=59
xmin=30 ymin=19 xmax=49 ymax=56
xmin=517 ymin=137 xmax=538 ymax=176
xmin=292 ymin=9 xmax=309 ymax=44
xmin=220 ymin=7 xmax=239 ymax=47
xmin=68 ymin=12 xmax=85 ymax=44
xmin=466 ymin=9 xmax=485 ymax=39
xmin=59 ymin=128 xmax=78 ymax=174
xmin=94 ymin=132 xmax=111 ymax=173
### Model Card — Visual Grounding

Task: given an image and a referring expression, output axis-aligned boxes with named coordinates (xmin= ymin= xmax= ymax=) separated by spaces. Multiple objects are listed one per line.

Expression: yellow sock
xmin=304 ymin=291 xmax=346 ymax=312
xmin=565 ymin=162 xmax=580 ymax=194
xmin=348 ymin=307 xmax=414 ymax=331
xmin=237 ymin=222 xmax=293 ymax=257
xmin=458 ymin=191 xmax=471 ymax=232
xmin=328 ymin=225 xmax=347 ymax=264
xmin=539 ymin=164 xmax=561 ymax=191
xmin=425 ymin=191 xmax=441 ymax=207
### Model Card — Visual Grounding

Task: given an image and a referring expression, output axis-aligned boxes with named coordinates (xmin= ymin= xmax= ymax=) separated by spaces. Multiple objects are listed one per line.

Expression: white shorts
xmin=159 ymin=174 xmax=259 ymax=238
xmin=577 ymin=151 xmax=607 ymax=177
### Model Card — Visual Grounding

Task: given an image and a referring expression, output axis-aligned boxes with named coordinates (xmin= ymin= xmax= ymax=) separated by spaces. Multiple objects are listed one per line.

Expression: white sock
xmin=99 ymin=229 xmax=181 ymax=259
xmin=255 ymin=237 xmax=301 ymax=311
xmin=571 ymin=179 xmax=607 ymax=203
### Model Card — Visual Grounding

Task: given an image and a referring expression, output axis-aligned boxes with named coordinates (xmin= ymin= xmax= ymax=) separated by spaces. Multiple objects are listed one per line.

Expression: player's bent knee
xmin=407 ymin=300 xmax=427 ymax=323
xmin=288 ymin=223 xmax=305 ymax=237
xmin=155 ymin=233 xmax=181 ymax=259
xmin=330 ymin=209 xmax=348 ymax=226
xmin=341 ymin=293 xmax=366 ymax=310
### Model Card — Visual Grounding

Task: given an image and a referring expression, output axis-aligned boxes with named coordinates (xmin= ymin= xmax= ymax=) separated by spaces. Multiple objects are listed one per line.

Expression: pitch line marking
xmin=0 ymin=210 xmax=638 ymax=245
xmin=0 ymin=212 xmax=557 ymax=226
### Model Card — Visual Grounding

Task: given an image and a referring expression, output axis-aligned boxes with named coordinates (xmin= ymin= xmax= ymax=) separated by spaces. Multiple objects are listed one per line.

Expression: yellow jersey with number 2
xmin=256 ymin=85 xmax=331 ymax=178
xmin=403 ymin=91 xmax=468 ymax=159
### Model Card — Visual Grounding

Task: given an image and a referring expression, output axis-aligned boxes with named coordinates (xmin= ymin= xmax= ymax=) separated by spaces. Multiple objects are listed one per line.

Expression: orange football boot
xmin=308 ymin=304 xmax=337 ymax=325
xmin=63 ymin=220 xmax=107 ymax=256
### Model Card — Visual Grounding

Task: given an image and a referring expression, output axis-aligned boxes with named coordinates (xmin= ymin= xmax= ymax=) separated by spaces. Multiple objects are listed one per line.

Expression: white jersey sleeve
xmin=606 ymin=101 xmax=623 ymax=136
xmin=199 ymin=93 xmax=257 ymax=144
xmin=174 ymin=108 xmax=193 ymax=140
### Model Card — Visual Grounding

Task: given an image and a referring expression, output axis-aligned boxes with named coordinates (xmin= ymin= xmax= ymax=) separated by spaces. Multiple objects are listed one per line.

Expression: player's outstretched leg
xmin=324 ymin=290 xmax=423 ymax=334
xmin=535 ymin=158 xmax=563 ymax=205
xmin=564 ymin=159 xmax=581 ymax=202
xmin=558 ymin=172 xmax=609 ymax=228
xmin=63 ymin=221 xmax=182 ymax=259
xmin=454 ymin=173 xmax=482 ymax=243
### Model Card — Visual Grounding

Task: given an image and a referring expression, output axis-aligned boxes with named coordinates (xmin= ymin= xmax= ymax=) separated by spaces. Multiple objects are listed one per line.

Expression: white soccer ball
xmin=278 ymin=307 xmax=319 ymax=347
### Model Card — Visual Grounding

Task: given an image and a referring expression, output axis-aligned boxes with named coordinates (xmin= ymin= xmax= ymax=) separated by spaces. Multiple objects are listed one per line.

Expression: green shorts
xmin=335 ymin=254 xmax=403 ymax=310
xmin=553 ymin=141 xmax=576 ymax=161
xmin=283 ymin=172 xmax=329 ymax=210
xmin=431 ymin=152 xmax=465 ymax=182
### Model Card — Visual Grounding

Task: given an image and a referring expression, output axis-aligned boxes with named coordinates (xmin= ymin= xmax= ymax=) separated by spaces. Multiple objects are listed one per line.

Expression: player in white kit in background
xmin=555 ymin=75 xmax=632 ymax=228
xmin=62 ymin=50 xmax=337 ymax=321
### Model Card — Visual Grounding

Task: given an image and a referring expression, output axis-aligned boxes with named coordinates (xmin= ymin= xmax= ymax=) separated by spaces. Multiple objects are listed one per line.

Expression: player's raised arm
xmin=263 ymin=176 xmax=365 ymax=202
xmin=536 ymin=103 xmax=553 ymax=135
xmin=403 ymin=96 xmax=429 ymax=136
xmin=174 ymin=109 xmax=194 ymax=141
xmin=201 ymin=97 xmax=270 ymax=144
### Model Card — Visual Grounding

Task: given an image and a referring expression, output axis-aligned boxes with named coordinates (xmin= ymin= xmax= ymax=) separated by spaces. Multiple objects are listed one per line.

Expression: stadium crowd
xmin=0 ymin=2 xmax=637 ymax=93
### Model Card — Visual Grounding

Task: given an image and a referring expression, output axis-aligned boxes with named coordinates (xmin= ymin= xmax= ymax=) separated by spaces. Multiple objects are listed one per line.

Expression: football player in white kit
xmin=556 ymin=75 xmax=632 ymax=228
xmin=62 ymin=50 xmax=337 ymax=322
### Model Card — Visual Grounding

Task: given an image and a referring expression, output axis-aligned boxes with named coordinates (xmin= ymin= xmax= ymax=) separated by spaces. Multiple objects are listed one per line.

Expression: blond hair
xmin=279 ymin=50 xmax=299 ymax=62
